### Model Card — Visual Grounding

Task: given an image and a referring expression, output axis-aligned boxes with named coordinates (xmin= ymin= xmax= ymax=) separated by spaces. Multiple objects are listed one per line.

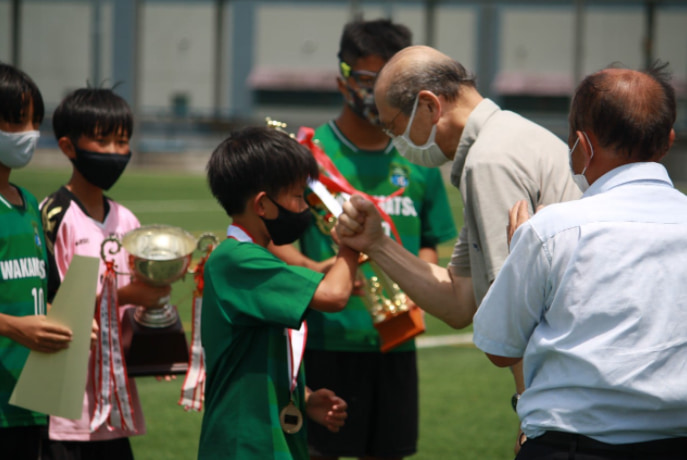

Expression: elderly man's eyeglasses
xmin=381 ymin=109 xmax=403 ymax=138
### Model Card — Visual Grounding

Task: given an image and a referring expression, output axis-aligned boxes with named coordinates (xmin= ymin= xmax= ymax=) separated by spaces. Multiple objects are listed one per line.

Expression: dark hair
xmin=207 ymin=126 xmax=319 ymax=216
xmin=386 ymin=58 xmax=476 ymax=115
xmin=338 ymin=18 xmax=412 ymax=66
xmin=52 ymin=88 xmax=133 ymax=142
xmin=0 ymin=62 xmax=44 ymax=125
xmin=569 ymin=61 xmax=676 ymax=161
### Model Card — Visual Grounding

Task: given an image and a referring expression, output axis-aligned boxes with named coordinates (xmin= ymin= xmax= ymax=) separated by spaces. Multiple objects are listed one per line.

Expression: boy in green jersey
xmin=200 ymin=126 xmax=359 ymax=460
xmin=0 ymin=62 xmax=73 ymax=459
xmin=269 ymin=19 xmax=457 ymax=460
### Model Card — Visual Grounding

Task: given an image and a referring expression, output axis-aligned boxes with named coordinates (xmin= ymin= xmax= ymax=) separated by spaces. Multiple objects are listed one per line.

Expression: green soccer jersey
xmin=199 ymin=236 xmax=324 ymax=460
xmin=301 ymin=121 xmax=457 ymax=352
xmin=0 ymin=185 xmax=48 ymax=428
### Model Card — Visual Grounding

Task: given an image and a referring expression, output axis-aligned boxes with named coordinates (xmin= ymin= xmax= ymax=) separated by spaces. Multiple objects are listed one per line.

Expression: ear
xmin=252 ymin=191 xmax=270 ymax=218
xmin=57 ymin=136 xmax=77 ymax=160
xmin=336 ymin=76 xmax=349 ymax=97
xmin=418 ymin=90 xmax=442 ymax=124
xmin=576 ymin=130 xmax=594 ymax=163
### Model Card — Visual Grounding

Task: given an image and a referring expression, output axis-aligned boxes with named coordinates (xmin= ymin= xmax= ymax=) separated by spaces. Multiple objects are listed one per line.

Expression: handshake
xmin=335 ymin=195 xmax=388 ymax=255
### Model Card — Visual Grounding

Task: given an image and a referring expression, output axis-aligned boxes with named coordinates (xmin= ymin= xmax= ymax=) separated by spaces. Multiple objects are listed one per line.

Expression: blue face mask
xmin=0 ymin=129 xmax=40 ymax=168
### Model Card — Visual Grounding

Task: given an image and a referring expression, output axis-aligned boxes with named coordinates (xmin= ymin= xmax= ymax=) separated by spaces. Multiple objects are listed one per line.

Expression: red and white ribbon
xmin=286 ymin=322 xmax=307 ymax=394
xmin=178 ymin=244 xmax=214 ymax=412
xmin=297 ymin=126 xmax=404 ymax=245
xmin=90 ymin=260 xmax=135 ymax=432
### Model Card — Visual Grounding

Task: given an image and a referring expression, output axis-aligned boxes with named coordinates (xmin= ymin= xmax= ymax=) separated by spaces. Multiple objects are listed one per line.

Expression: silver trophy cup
xmin=101 ymin=224 xmax=216 ymax=376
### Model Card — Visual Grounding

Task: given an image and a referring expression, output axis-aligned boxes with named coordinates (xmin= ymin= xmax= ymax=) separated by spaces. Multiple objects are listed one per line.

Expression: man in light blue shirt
xmin=473 ymin=63 xmax=687 ymax=459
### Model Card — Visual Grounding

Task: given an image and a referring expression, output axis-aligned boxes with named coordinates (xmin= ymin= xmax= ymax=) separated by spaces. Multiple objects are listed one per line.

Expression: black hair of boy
xmin=52 ymin=88 xmax=133 ymax=142
xmin=337 ymin=18 xmax=412 ymax=65
xmin=207 ymin=126 xmax=320 ymax=216
xmin=0 ymin=62 xmax=44 ymax=125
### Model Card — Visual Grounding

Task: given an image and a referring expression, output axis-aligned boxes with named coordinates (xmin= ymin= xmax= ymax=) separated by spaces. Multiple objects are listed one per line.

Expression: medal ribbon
xmin=296 ymin=126 xmax=404 ymax=245
xmin=178 ymin=243 xmax=213 ymax=412
xmin=90 ymin=259 xmax=135 ymax=432
xmin=227 ymin=224 xmax=308 ymax=395
xmin=286 ymin=322 xmax=307 ymax=394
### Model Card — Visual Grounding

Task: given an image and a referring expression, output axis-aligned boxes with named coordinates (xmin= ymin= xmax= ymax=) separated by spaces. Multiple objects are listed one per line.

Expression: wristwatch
xmin=511 ymin=392 xmax=521 ymax=412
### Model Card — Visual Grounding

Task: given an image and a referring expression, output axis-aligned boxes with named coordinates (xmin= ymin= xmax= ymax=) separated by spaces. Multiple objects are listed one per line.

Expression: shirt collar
xmin=450 ymin=98 xmax=501 ymax=188
xmin=584 ymin=162 xmax=673 ymax=197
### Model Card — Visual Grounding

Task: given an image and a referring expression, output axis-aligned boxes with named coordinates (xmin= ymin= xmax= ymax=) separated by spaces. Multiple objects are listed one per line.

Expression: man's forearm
xmin=367 ymin=236 xmax=476 ymax=329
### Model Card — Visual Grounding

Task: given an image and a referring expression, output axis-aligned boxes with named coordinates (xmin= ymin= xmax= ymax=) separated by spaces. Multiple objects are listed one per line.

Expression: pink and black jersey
xmin=40 ymin=186 xmax=145 ymax=441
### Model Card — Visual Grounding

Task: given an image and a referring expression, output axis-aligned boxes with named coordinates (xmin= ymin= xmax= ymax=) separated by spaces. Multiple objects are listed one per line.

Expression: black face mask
xmin=261 ymin=196 xmax=312 ymax=245
xmin=70 ymin=147 xmax=132 ymax=190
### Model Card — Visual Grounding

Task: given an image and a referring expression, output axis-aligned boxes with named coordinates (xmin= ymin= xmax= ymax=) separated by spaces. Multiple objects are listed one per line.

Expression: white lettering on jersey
xmin=0 ymin=257 xmax=47 ymax=280
xmin=373 ymin=196 xmax=418 ymax=217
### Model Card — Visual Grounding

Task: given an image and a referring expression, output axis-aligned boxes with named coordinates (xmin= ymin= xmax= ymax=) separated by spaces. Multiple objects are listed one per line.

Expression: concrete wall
xmin=0 ymin=0 xmax=685 ymax=129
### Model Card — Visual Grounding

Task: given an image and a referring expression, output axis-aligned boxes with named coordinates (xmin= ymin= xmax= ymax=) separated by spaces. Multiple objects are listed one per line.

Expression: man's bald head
xmin=375 ymin=45 xmax=477 ymax=115
xmin=570 ymin=62 xmax=676 ymax=161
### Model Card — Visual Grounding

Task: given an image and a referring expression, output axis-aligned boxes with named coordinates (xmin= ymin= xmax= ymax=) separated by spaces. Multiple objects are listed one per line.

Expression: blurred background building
xmin=1 ymin=0 xmax=686 ymax=174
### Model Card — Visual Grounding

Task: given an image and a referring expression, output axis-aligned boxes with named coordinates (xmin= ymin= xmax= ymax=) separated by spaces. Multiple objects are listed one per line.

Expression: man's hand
xmin=1 ymin=315 xmax=72 ymax=353
xmin=305 ymin=388 xmax=348 ymax=433
xmin=507 ymin=200 xmax=532 ymax=247
xmin=336 ymin=195 xmax=385 ymax=253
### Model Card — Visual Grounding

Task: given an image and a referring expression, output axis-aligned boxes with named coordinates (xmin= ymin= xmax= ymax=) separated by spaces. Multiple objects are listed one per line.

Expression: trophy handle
xmin=101 ymin=236 xmax=122 ymax=263
xmin=196 ymin=232 xmax=219 ymax=252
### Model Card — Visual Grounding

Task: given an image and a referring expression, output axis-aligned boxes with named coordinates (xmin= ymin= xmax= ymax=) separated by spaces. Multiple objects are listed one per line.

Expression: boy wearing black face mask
xmin=199 ymin=126 xmax=358 ymax=460
xmin=40 ymin=88 xmax=170 ymax=460
xmin=0 ymin=62 xmax=75 ymax=460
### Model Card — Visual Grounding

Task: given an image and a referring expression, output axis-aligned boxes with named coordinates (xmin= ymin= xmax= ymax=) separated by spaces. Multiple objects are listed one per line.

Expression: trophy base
xmin=121 ymin=307 xmax=190 ymax=377
xmin=374 ymin=305 xmax=426 ymax=353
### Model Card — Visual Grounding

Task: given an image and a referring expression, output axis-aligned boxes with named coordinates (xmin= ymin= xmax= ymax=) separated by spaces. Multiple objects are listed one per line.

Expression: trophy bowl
xmin=121 ymin=224 xmax=198 ymax=328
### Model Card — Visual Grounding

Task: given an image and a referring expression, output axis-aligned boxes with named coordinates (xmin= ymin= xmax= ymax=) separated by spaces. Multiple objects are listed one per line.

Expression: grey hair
xmin=385 ymin=59 xmax=476 ymax=114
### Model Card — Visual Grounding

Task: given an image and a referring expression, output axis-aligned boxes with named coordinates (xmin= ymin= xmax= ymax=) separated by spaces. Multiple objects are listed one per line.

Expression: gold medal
xmin=279 ymin=401 xmax=303 ymax=434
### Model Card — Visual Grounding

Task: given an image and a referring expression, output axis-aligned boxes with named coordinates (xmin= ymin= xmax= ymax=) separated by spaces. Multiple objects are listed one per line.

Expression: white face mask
xmin=569 ymin=131 xmax=594 ymax=192
xmin=391 ymin=95 xmax=448 ymax=168
xmin=0 ymin=129 xmax=40 ymax=169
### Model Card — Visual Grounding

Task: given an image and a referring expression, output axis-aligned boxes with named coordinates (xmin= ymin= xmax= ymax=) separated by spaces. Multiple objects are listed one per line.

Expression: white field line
xmin=120 ymin=199 xmax=220 ymax=213
xmin=416 ymin=333 xmax=474 ymax=349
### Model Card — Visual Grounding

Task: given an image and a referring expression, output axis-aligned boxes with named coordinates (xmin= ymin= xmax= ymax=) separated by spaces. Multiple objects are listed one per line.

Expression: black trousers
xmin=516 ymin=431 xmax=687 ymax=460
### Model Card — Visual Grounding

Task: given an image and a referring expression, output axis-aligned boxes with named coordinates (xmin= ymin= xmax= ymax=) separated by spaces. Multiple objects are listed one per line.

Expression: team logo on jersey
xmin=389 ymin=164 xmax=410 ymax=188
xmin=32 ymin=222 xmax=42 ymax=248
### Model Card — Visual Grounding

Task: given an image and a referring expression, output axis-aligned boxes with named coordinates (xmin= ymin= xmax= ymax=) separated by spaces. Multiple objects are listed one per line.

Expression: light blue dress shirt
xmin=473 ymin=162 xmax=687 ymax=444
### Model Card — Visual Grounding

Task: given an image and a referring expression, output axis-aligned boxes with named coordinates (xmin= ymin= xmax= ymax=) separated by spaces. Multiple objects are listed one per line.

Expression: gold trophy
xmin=307 ymin=191 xmax=425 ymax=353
xmin=358 ymin=258 xmax=425 ymax=353
xmin=101 ymin=224 xmax=217 ymax=376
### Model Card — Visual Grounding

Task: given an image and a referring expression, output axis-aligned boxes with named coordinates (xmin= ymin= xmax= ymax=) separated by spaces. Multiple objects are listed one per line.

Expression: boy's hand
xmin=1 ymin=315 xmax=72 ymax=353
xmin=118 ymin=278 xmax=172 ymax=309
xmin=305 ymin=388 xmax=348 ymax=433
xmin=91 ymin=318 xmax=99 ymax=349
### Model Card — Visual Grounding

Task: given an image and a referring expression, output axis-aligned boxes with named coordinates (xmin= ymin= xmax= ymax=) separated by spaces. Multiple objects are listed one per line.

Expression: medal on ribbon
xmin=280 ymin=322 xmax=307 ymax=434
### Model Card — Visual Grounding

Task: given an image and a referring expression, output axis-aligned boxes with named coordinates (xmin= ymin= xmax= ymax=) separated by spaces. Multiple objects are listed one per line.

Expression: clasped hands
xmin=335 ymin=194 xmax=386 ymax=254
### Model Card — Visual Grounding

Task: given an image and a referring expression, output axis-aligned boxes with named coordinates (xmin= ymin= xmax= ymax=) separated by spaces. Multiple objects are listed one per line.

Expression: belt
xmin=531 ymin=431 xmax=687 ymax=455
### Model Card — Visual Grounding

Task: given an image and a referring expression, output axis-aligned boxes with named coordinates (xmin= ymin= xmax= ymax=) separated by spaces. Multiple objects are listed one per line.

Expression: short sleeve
xmin=419 ymin=168 xmax=457 ymax=248
xmin=463 ymin=160 xmax=537 ymax=283
xmin=205 ymin=242 xmax=324 ymax=329
xmin=472 ymin=222 xmax=549 ymax=358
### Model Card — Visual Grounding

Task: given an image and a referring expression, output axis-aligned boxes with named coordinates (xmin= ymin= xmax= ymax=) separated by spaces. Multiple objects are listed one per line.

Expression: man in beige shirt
xmin=338 ymin=45 xmax=581 ymax=452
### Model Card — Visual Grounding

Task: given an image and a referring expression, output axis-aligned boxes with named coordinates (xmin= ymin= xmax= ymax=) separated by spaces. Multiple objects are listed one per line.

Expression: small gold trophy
xmin=358 ymin=258 xmax=425 ymax=353
xmin=101 ymin=224 xmax=216 ymax=376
